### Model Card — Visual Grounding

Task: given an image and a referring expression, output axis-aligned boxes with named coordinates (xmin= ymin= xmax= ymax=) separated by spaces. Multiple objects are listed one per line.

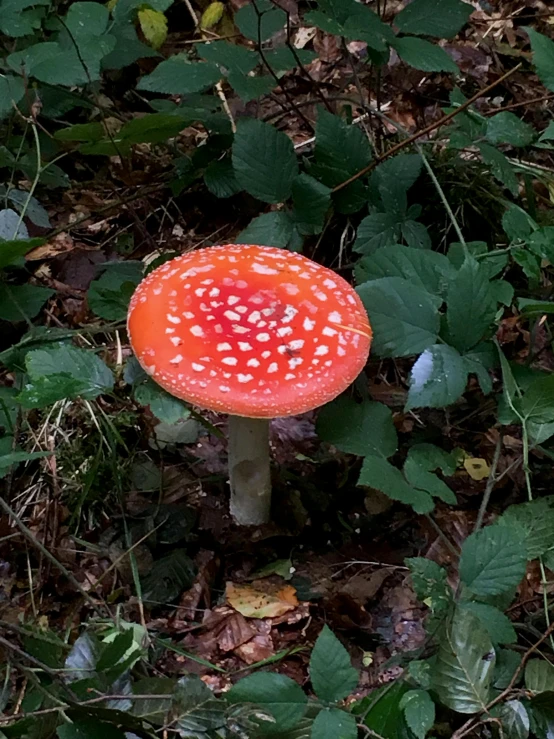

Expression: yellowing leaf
xmin=463 ymin=457 xmax=490 ymax=481
xmin=106 ymin=0 xmax=118 ymax=11
xmin=226 ymin=579 xmax=298 ymax=618
xmin=200 ymin=2 xmax=224 ymax=29
xmin=138 ymin=8 xmax=168 ymax=50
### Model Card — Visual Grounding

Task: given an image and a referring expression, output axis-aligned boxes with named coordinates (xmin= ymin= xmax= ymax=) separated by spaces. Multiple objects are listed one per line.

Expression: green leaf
xmin=137 ymin=58 xmax=221 ymax=94
xmin=227 ymin=673 xmax=307 ymax=730
xmin=57 ymin=721 xmax=127 ymax=739
xmin=490 ymin=700 xmax=530 ymax=739
xmin=0 ymin=284 xmax=54 ymax=322
xmin=309 ymin=625 xmax=358 ymax=703
xmin=0 ymin=447 xmax=51 ymax=479
xmin=134 ymin=379 xmax=190 ymax=424
xmin=291 ymin=174 xmax=331 ymax=235
xmin=355 ymin=245 xmax=452 ymax=299
xmin=392 ymin=37 xmax=458 ymax=73
xmin=521 ymin=375 xmax=554 ymax=423
xmin=401 ymin=219 xmax=432 ymax=250
xmin=18 ymin=343 xmax=114 ymax=408
xmin=357 ymin=277 xmax=440 ymax=357
xmin=486 ymin=112 xmax=535 ymax=147
xmin=227 ymin=72 xmax=275 ymax=101
xmin=527 ymin=28 xmax=554 ymax=92
xmin=358 ymin=455 xmax=434 ymax=513
xmin=235 ymin=0 xmax=287 ymax=42
xmin=3 ymin=188 xmax=51 ymax=228
xmin=406 ymin=344 xmax=468 ymax=410
xmin=478 ymin=143 xmax=519 ymax=196
xmin=499 ymin=497 xmax=554 ymax=560
xmin=431 ymin=606 xmax=494 ymax=713
xmin=204 ymin=158 xmax=241 ymax=198
xmin=102 ymin=22 xmax=159 ymax=69
xmin=232 ymin=118 xmax=298 ymax=203
xmin=263 ymin=47 xmax=318 ymax=72
xmin=445 ymin=258 xmax=496 ymax=352
xmin=0 ymin=208 xmax=28 ymax=240
xmin=174 ymin=675 xmax=225 ymax=734
xmin=526 ymin=660 xmax=554 ymax=694
xmin=96 ymin=630 xmax=135 ymax=673
xmin=353 ymin=213 xmax=401 ymax=254
xmin=131 ymin=677 xmax=175 ymax=723
xmin=461 ymin=602 xmax=517 ymax=645
xmin=459 ymin=525 xmax=527 ymax=597
xmin=399 ymin=690 xmax=435 ymax=739
xmin=395 ymin=0 xmax=472 ymax=38
xmin=311 ymin=708 xmax=357 ymax=739
xmin=358 ymin=682 xmax=411 ymax=739
xmin=198 ymin=40 xmax=258 ymax=74
xmin=236 ymin=212 xmax=294 ymax=248
xmin=0 ymin=75 xmax=25 ymax=119
xmin=312 ymin=108 xmax=372 ymax=188
xmin=372 ymin=153 xmax=423 ymax=198
xmin=88 ymin=261 xmax=143 ymax=321
xmin=406 ymin=557 xmax=451 ymax=613
xmin=502 ymin=203 xmax=537 ymax=241
xmin=316 ymin=397 xmax=397 ymax=458
xmin=138 ymin=8 xmax=168 ymax=50
xmin=403 ymin=444 xmax=457 ymax=504
xmin=141 ymin=549 xmax=196 ymax=604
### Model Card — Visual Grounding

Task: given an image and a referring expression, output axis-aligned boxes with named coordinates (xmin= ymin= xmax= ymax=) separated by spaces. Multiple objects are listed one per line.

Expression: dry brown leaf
xmin=226 ymin=579 xmax=298 ymax=618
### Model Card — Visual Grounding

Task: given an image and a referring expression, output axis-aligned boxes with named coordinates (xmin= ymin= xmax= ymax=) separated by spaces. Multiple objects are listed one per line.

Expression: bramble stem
xmin=228 ymin=416 xmax=271 ymax=525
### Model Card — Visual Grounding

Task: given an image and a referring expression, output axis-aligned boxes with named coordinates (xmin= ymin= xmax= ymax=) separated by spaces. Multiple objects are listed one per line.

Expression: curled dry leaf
xmin=25 ymin=232 xmax=75 ymax=261
xmin=226 ymin=578 xmax=298 ymax=619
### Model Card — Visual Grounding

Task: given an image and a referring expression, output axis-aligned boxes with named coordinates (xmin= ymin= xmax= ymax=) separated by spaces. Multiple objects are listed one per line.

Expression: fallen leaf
xmin=226 ymin=579 xmax=298 ymax=619
xmin=463 ymin=457 xmax=490 ymax=481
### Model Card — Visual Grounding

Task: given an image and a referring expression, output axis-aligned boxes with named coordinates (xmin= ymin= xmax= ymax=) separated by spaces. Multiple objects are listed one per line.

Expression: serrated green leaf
xmin=130 ymin=677 xmax=175 ymax=723
xmin=499 ymin=497 xmax=554 ymax=560
xmin=355 ymin=245 xmax=452 ymax=299
xmin=0 ymin=284 xmax=54 ymax=322
xmin=406 ymin=557 xmax=451 ymax=612
xmin=235 ymin=0 xmax=286 ymax=41
xmin=134 ymin=379 xmax=190 ymax=424
xmin=138 ymin=8 xmax=168 ymax=50
xmin=406 ymin=344 xmax=468 ymax=410
xmin=461 ymin=602 xmax=517 ymax=645
xmin=358 ymin=682 xmax=411 ymax=739
xmin=291 ymin=173 xmax=331 ymax=235
xmin=264 ymin=47 xmax=318 ymax=72
xmin=357 ymin=277 xmax=440 ymax=357
xmin=478 ymin=143 xmax=519 ymax=196
xmin=174 ymin=675 xmax=225 ymax=733
xmin=141 ymin=549 xmax=196 ymax=604
xmin=490 ymin=700 xmax=530 ymax=739
xmin=395 ymin=0 xmax=471 ymax=38
xmin=401 ymin=219 xmax=432 ymax=250
xmin=404 ymin=444 xmax=457 ymax=504
xmin=459 ymin=525 xmax=527 ymax=597
xmin=312 ymin=108 xmax=372 ymax=188
xmin=309 ymin=625 xmax=358 ymax=702
xmin=311 ymin=708 xmax=357 ymax=739
xmin=521 ymin=375 xmax=554 ymax=423
xmin=527 ymin=28 xmax=554 ymax=92
xmin=399 ymin=690 xmax=435 ymax=739
xmin=57 ymin=720 xmax=126 ymax=739
xmin=232 ymin=118 xmax=298 ymax=203
xmin=486 ymin=112 xmax=535 ymax=147
xmin=493 ymin=649 xmax=522 ymax=690
xmin=358 ymin=455 xmax=434 ymax=513
xmin=227 ymin=71 xmax=275 ymax=101
xmin=236 ymin=211 xmax=295 ymax=248
xmin=353 ymin=213 xmax=401 ymax=254
xmin=392 ymin=36 xmax=458 ymax=73
xmin=502 ymin=203 xmax=537 ymax=242
xmin=199 ymin=38 xmax=258 ymax=72
xmin=431 ymin=606 xmax=494 ymax=713
xmin=137 ymin=58 xmax=221 ymax=94
xmin=446 ymin=258 xmax=496 ymax=352
xmin=88 ymin=261 xmax=143 ymax=320
xmin=204 ymin=158 xmax=241 ymax=198
xmin=526 ymin=660 xmax=554 ymax=695
xmin=316 ymin=397 xmax=397 ymax=458
xmin=227 ymin=673 xmax=307 ymax=730
xmin=0 ymin=75 xmax=25 ymax=119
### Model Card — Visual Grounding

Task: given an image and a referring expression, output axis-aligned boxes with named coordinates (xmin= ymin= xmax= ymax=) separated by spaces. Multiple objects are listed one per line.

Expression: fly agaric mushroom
xmin=127 ymin=244 xmax=371 ymax=525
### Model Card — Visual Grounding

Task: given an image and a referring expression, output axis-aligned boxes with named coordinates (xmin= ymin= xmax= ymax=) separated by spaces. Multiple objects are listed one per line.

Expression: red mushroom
xmin=127 ymin=244 xmax=371 ymax=525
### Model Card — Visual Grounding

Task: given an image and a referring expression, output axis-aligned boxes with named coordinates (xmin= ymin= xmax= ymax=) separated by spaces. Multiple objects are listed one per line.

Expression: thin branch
xmin=474 ymin=435 xmax=503 ymax=531
xmin=333 ymin=64 xmax=522 ymax=192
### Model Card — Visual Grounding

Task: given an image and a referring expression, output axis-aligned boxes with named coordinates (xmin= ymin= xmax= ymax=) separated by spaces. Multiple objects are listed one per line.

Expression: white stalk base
xmin=228 ymin=415 xmax=271 ymax=525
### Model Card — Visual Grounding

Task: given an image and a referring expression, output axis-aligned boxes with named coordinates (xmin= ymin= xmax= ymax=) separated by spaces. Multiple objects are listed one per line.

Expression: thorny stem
xmin=228 ymin=416 xmax=271 ymax=525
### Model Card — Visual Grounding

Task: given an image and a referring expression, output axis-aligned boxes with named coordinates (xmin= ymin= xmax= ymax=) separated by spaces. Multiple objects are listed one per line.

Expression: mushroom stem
xmin=228 ymin=415 xmax=271 ymax=525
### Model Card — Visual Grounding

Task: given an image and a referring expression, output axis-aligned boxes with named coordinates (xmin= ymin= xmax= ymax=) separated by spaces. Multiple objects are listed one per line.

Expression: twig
xmin=333 ymin=64 xmax=522 ymax=192
xmin=474 ymin=435 xmax=503 ymax=531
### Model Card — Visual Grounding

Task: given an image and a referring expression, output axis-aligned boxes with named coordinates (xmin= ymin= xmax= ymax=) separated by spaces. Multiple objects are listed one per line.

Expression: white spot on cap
xmin=303 ymin=318 xmax=316 ymax=331
xmin=282 ymin=283 xmax=299 ymax=295
xmin=247 ymin=358 xmax=260 ymax=367
xmin=227 ymin=295 xmax=240 ymax=305
xmin=165 ymin=328 xmax=175 ymax=334
xmin=329 ymin=311 xmax=342 ymax=323
xmin=267 ymin=363 xmax=278 ymax=373
xmin=314 ymin=291 xmax=328 ymax=301
xmin=219 ymin=385 xmax=231 ymax=392
xmin=285 ymin=373 xmax=295 ymax=380
xmin=288 ymin=339 xmax=304 ymax=350
xmin=195 ymin=288 xmax=206 ymax=297
xmin=324 ymin=279 xmax=338 ymax=289
xmin=170 ymin=337 xmax=182 ymax=346
xmin=217 ymin=343 xmax=232 ymax=352
xmin=224 ymin=310 xmax=240 ymax=321
xmin=190 ymin=325 xmax=204 ymax=337
xmin=209 ymin=288 xmax=220 ymax=297
xmin=289 ymin=357 xmax=303 ymax=369
xmin=251 ymin=262 xmax=278 ymax=275
xmin=261 ymin=351 xmax=271 ymax=359
xmin=256 ymin=333 xmax=270 ymax=342
xmin=248 ymin=311 xmax=261 ymax=324
xmin=338 ymin=346 xmax=346 ymax=356
xmin=232 ymin=325 xmax=250 ymax=334
xmin=170 ymin=354 xmax=183 ymax=364
xmin=192 ymin=363 xmax=205 ymax=372
xmin=167 ymin=314 xmax=181 ymax=324
xmin=238 ymin=342 xmax=253 ymax=351
xmin=323 ymin=326 xmax=338 ymax=337
xmin=315 ymin=345 xmax=329 ymax=356
xmin=222 ymin=357 xmax=238 ymax=366
xmin=183 ymin=311 xmax=195 ymax=319
xmin=238 ymin=374 xmax=254 ymax=383
xmin=278 ymin=326 xmax=293 ymax=337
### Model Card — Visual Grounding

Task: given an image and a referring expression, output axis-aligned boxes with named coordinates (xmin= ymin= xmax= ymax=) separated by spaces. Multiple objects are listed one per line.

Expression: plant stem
xmin=228 ymin=415 xmax=271 ymax=525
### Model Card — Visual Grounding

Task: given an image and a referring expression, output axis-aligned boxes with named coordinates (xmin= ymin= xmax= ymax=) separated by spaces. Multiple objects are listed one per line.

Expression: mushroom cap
xmin=127 ymin=244 xmax=371 ymax=418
